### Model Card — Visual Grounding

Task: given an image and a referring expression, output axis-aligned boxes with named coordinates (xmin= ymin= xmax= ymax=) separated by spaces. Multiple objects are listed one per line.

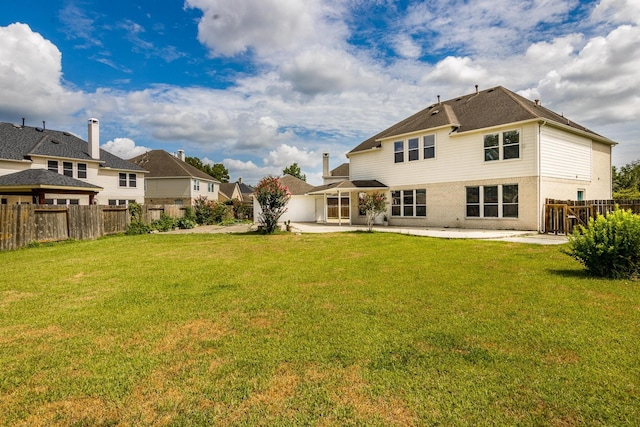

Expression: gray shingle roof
xmin=0 ymin=122 xmax=146 ymax=171
xmin=0 ymin=169 xmax=102 ymax=190
xmin=129 ymin=150 xmax=219 ymax=181
xmin=330 ymin=163 xmax=349 ymax=177
xmin=349 ymin=86 xmax=614 ymax=155
xmin=279 ymin=174 xmax=315 ymax=195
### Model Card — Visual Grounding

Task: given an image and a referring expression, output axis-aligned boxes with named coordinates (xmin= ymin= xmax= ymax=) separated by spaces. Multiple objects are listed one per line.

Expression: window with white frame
xmin=391 ymin=189 xmax=427 ymax=217
xmin=77 ymin=163 xmax=87 ymax=179
xmin=193 ymin=179 xmax=200 ymax=191
xmin=63 ymin=162 xmax=73 ymax=177
xmin=394 ymin=141 xmax=404 ymax=163
xmin=466 ymin=185 xmax=518 ymax=218
xmin=484 ymin=130 xmax=520 ymax=161
xmin=408 ymin=138 xmax=419 ymax=161
xmin=423 ymin=134 xmax=435 ymax=159
xmin=47 ymin=160 xmax=58 ymax=173
xmin=119 ymin=173 xmax=127 ymax=187
xmin=128 ymin=174 xmax=137 ymax=188
xmin=208 ymin=182 xmax=215 ymax=192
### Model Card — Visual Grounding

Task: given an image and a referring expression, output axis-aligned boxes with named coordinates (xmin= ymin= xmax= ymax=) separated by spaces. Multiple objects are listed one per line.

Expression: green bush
xmin=126 ymin=221 xmax=151 ymax=235
xmin=150 ymin=213 xmax=176 ymax=232
xmin=176 ymin=216 xmax=196 ymax=229
xmin=565 ymin=208 xmax=640 ymax=279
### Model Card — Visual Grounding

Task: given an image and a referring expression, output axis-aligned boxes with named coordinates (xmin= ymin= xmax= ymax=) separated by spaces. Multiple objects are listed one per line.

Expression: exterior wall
xmin=349 ymin=123 xmax=538 ymax=185
xmin=144 ymin=177 xmax=219 ymax=205
xmin=95 ymin=169 xmax=145 ymax=205
xmin=254 ymin=195 xmax=317 ymax=223
xmin=350 ymin=176 xmax=538 ymax=230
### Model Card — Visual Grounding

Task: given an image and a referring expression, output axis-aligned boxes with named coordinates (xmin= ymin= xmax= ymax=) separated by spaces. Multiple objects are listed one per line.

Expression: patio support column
xmin=338 ymin=190 xmax=342 ymax=226
xmin=324 ymin=193 xmax=328 ymax=224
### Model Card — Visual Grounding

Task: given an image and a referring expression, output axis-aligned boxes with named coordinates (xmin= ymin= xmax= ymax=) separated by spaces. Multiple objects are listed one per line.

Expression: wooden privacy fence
xmin=544 ymin=199 xmax=640 ymax=235
xmin=0 ymin=204 xmax=188 ymax=251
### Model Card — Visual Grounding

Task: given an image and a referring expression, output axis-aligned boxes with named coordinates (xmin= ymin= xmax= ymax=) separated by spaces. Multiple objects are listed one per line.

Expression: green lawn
xmin=0 ymin=232 xmax=638 ymax=426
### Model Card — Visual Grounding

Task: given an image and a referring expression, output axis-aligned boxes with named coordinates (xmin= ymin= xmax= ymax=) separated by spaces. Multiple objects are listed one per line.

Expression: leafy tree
xmin=254 ymin=176 xmax=291 ymax=234
xmin=358 ymin=191 xmax=388 ymax=232
xmin=282 ymin=163 xmax=306 ymax=182
xmin=613 ymin=160 xmax=640 ymax=198
xmin=185 ymin=156 xmax=230 ymax=183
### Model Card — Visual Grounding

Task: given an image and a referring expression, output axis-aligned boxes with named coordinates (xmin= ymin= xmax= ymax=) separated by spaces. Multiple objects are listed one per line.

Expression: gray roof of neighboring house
xmin=219 ymin=182 xmax=239 ymax=199
xmin=349 ymin=86 xmax=615 ymax=155
xmin=128 ymin=150 xmax=219 ymax=181
xmin=330 ymin=163 xmax=349 ymax=177
xmin=0 ymin=122 xmax=146 ymax=171
xmin=0 ymin=169 xmax=102 ymax=190
xmin=279 ymin=174 xmax=315 ymax=195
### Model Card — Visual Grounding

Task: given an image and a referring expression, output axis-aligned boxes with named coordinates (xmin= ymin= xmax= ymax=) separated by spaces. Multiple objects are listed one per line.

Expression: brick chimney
xmin=88 ymin=118 xmax=100 ymax=159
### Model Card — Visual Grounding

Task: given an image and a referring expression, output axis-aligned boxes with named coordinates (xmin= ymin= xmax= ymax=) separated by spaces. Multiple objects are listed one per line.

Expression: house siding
xmin=540 ymin=126 xmax=591 ymax=181
xmin=350 ymin=123 xmax=538 ymax=185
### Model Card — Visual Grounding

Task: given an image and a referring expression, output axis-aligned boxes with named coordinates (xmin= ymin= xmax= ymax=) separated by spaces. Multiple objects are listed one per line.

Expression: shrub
xmin=183 ymin=206 xmax=197 ymax=223
xmin=150 ymin=213 xmax=176 ymax=232
xmin=358 ymin=191 xmax=388 ymax=232
xmin=565 ymin=207 xmax=640 ymax=279
xmin=176 ymin=216 xmax=196 ymax=229
xmin=254 ymin=176 xmax=291 ymax=234
xmin=126 ymin=221 xmax=151 ymax=235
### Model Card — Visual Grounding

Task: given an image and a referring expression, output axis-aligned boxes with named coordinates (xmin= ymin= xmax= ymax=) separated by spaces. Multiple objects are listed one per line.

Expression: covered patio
xmin=0 ymin=169 xmax=102 ymax=205
xmin=307 ymin=179 xmax=387 ymax=225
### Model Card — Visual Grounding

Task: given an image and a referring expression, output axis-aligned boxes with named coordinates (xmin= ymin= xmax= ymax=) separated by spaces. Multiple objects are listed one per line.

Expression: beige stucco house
xmin=0 ymin=119 xmax=146 ymax=206
xmin=310 ymin=86 xmax=615 ymax=231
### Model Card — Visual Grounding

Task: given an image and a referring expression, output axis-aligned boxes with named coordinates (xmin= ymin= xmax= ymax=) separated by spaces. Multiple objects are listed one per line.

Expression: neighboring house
xmin=316 ymin=85 xmax=614 ymax=231
xmin=129 ymin=149 xmax=219 ymax=205
xmin=0 ymin=119 xmax=146 ymax=206
xmin=218 ymin=182 xmax=242 ymax=202
xmin=253 ymin=174 xmax=317 ymax=223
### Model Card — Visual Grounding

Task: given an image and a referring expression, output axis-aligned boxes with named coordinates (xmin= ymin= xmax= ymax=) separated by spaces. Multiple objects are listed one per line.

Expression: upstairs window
xmin=484 ymin=130 xmax=520 ymax=161
xmin=394 ymin=141 xmax=404 ymax=163
xmin=484 ymin=134 xmax=500 ymax=161
xmin=423 ymin=135 xmax=435 ymax=159
xmin=503 ymin=130 xmax=520 ymax=159
xmin=119 ymin=173 xmax=127 ymax=187
xmin=208 ymin=182 xmax=215 ymax=192
xmin=63 ymin=162 xmax=73 ymax=177
xmin=408 ymin=138 xmax=419 ymax=161
xmin=193 ymin=179 xmax=200 ymax=191
xmin=77 ymin=163 xmax=87 ymax=179
xmin=47 ymin=160 xmax=58 ymax=173
xmin=129 ymin=174 xmax=137 ymax=188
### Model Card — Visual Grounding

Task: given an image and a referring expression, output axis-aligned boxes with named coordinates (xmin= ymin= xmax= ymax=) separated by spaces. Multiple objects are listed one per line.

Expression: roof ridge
xmin=499 ymin=86 xmax=540 ymax=119
xmin=27 ymin=133 xmax=50 ymax=155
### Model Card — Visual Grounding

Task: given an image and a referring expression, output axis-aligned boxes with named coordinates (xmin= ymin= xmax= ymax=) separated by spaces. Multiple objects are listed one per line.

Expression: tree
xmin=254 ymin=176 xmax=291 ymax=234
xmin=613 ymin=160 xmax=640 ymax=197
xmin=358 ymin=191 xmax=388 ymax=232
xmin=185 ymin=156 xmax=230 ymax=183
xmin=282 ymin=163 xmax=306 ymax=182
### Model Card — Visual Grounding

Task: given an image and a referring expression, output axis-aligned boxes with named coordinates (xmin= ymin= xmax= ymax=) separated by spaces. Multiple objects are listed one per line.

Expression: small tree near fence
xmin=254 ymin=176 xmax=291 ymax=234
xmin=359 ymin=191 xmax=388 ymax=232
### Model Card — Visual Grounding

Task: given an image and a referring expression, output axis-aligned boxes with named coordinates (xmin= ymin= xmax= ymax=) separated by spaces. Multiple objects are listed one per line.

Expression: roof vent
xmin=35 ymin=127 xmax=44 ymax=132
xmin=63 ymin=132 xmax=71 ymax=136
xmin=52 ymin=139 xmax=60 ymax=144
xmin=431 ymin=109 xmax=440 ymax=115
xmin=534 ymin=99 xmax=540 ymax=106
xmin=487 ymin=88 xmax=495 ymax=93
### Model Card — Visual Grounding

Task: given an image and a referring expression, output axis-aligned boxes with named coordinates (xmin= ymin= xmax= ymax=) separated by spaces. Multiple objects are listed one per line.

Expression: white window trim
xmin=483 ymin=129 xmax=520 ymax=162
xmin=466 ymin=184 xmax=519 ymax=219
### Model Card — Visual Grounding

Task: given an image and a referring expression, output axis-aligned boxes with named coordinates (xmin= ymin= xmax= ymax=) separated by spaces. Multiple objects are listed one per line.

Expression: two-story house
xmin=0 ymin=119 xmax=146 ymax=205
xmin=309 ymin=86 xmax=615 ymax=231
xmin=128 ymin=149 xmax=219 ymax=205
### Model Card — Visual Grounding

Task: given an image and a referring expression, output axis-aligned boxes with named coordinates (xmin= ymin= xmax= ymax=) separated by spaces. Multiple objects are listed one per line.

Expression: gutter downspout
xmin=538 ymin=121 xmax=546 ymax=232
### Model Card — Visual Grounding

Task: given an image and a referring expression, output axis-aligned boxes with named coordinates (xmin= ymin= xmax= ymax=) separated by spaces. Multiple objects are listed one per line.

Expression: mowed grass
xmin=0 ymin=232 xmax=638 ymax=426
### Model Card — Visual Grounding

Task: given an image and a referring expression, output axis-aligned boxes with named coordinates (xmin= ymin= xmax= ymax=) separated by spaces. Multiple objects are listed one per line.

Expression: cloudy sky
xmin=1 ymin=0 xmax=639 ymax=185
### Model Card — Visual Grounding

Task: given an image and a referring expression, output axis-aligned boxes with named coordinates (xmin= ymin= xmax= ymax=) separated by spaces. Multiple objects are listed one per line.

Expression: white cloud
xmin=263 ymin=144 xmax=319 ymax=169
xmin=185 ymin=0 xmax=346 ymax=57
xmin=101 ymin=137 xmax=150 ymax=159
xmin=0 ymin=23 xmax=85 ymax=120
xmin=591 ymin=0 xmax=640 ymax=24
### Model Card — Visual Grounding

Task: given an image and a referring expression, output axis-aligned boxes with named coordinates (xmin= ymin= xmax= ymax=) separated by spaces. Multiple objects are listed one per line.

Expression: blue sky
xmin=1 ymin=0 xmax=639 ymax=185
